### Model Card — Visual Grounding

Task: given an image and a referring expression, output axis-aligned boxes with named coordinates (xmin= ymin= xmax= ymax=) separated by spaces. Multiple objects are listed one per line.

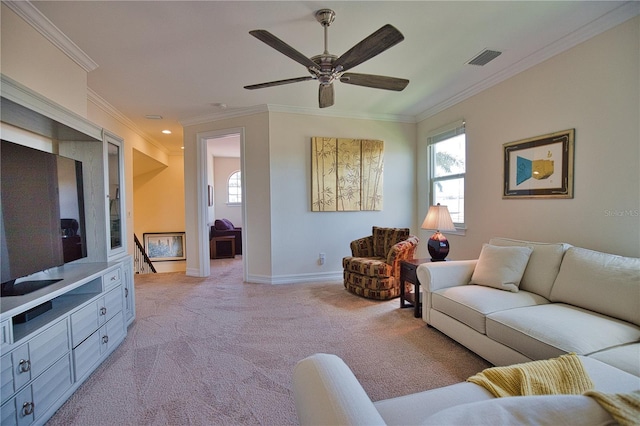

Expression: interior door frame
xmin=196 ymin=127 xmax=246 ymax=279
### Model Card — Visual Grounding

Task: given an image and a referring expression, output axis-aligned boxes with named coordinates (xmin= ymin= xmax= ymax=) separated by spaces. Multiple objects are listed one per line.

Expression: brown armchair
xmin=343 ymin=227 xmax=419 ymax=300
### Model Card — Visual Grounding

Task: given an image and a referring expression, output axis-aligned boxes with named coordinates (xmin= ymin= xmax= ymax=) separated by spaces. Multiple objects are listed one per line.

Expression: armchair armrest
xmin=350 ymin=236 xmax=374 ymax=257
xmin=293 ymin=353 xmax=386 ymax=426
xmin=387 ymin=236 xmax=419 ymax=277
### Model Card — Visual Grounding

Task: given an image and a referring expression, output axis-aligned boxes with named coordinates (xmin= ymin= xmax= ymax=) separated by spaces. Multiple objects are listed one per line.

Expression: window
xmin=227 ymin=171 xmax=241 ymax=204
xmin=428 ymin=121 xmax=465 ymax=226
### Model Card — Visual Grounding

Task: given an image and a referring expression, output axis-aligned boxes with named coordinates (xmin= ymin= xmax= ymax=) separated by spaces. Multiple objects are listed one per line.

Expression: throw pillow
xmin=469 ymin=244 xmax=533 ymax=292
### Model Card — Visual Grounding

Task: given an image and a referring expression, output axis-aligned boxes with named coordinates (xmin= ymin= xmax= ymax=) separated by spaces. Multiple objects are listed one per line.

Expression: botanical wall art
xmin=503 ymin=129 xmax=574 ymax=199
xmin=311 ymin=137 xmax=384 ymax=211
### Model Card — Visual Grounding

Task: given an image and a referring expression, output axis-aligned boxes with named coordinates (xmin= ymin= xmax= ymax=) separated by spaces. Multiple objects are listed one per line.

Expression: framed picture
xmin=144 ymin=232 xmax=186 ymax=261
xmin=503 ymin=129 xmax=574 ymax=199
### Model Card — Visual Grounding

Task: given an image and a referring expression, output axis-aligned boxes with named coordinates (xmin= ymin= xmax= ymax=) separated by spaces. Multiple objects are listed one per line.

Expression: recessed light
xmin=145 ymin=114 xmax=163 ymax=120
xmin=162 ymin=130 xmax=172 ymax=134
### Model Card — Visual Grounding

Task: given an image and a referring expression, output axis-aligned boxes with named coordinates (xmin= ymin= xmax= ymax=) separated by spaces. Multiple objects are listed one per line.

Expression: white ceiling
xmin=25 ymin=1 xmax=638 ymax=154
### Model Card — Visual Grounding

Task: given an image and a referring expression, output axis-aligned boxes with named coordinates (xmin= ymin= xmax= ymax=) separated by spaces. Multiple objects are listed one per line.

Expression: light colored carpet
xmin=47 ymin=257 xmax=490 ymax=425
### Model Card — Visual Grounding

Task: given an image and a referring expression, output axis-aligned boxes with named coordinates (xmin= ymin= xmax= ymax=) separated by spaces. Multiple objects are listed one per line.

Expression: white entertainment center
xmin=0 ymin=75 xmax=135 ymax=426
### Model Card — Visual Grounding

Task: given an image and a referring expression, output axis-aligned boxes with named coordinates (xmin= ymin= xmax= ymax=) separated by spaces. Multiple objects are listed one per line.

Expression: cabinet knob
xmin=100 ymin=307 xmax=107 ymax=316
xmin=102 ymin=335 xmax=109 ymax=344
xmin=22 ymin=401 xmax=35 ymax=416
xmin=18 ymin=359 xmax=31 ymax=373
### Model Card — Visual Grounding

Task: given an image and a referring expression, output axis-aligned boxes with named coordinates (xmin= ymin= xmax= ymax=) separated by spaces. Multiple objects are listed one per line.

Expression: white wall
xmin=417 ymin=16 xmax=640 ymax=260
xmin=269 ymin=112 xmax=416 ymax=281
xmin=213 ymin=157 xmax=242 ymax=227
xmin=184 ymin=112 xmax=272 ymax=279
xmin=183 ymin=109 xmax=417 ymax=283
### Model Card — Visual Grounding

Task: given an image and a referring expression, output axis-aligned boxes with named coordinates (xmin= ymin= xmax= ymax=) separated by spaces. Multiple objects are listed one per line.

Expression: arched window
xmin=227 ymin=170 xmax=241 ymax=204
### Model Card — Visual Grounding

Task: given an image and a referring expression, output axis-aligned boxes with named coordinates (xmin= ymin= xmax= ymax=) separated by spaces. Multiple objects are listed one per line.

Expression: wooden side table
xmin=210 ymin=236 xmax=235 ymax=259
xmin=399 ymin=258 xmax=431 ymax=318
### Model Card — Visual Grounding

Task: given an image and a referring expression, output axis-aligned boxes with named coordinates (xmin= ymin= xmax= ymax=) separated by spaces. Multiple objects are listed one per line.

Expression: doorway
xmin=197 ymin=128 xmax=246 ymax=280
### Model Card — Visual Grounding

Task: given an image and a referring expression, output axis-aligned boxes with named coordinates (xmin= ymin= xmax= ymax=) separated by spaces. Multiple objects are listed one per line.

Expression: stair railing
xmin=134 ymin=234 xmax=157 ymax=274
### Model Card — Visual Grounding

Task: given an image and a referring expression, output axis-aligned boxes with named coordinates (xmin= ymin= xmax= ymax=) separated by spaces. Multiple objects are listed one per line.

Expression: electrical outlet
xmin=319 ymin=252 xmax=326 ymax=265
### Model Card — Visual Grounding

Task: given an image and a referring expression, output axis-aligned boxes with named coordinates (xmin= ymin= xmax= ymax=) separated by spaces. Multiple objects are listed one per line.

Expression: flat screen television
xmin=1 ymin=139 xmax=87 ymax=296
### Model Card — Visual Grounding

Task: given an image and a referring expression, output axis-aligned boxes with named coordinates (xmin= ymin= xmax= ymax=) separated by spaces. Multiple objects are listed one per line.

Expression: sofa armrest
xmin=417 ymin=260 xmax=477 ymax=293
xmin=293 ymin=353 xmax=386 ymax=426
xmin=417 ymin=260 xmax=477 ymax=324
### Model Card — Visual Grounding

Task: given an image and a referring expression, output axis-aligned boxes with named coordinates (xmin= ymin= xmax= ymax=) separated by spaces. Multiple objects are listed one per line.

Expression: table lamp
xmin=421 ymin=203 xmax=456 ymax=261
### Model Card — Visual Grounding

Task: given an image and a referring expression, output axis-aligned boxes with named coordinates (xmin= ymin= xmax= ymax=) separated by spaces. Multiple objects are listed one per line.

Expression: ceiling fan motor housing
xmin=315 ymin=9 xmax=336 ymax=27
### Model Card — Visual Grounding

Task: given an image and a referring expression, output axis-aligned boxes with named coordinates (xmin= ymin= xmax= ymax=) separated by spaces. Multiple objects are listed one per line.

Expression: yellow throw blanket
xmin=584 ymin=390 xmax=640 ymax=426
xmin=466 ymin=353 xmax=594 ymax=397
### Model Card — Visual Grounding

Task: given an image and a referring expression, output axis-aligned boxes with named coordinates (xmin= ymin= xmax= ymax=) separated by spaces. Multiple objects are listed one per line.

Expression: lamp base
xmin=427 ymin=231 xmax=450 ymax=261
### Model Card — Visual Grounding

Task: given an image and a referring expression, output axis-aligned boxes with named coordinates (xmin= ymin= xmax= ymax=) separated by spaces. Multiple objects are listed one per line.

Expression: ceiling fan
xmin=244 ymin=9 xmax=409 ymax=108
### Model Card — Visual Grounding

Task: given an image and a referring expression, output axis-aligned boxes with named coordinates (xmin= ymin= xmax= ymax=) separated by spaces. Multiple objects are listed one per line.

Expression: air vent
xmin=468 ymin=49 xmax=502 ymax=66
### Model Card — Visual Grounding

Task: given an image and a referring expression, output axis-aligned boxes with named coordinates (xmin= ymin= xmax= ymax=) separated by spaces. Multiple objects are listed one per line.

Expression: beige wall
xmin=417 ymin=16 xmax=640 ymax=259
xmin=133 ymin=154 xmax=186 ymax=272
xmin=1 ymin=4 xmax=87 ymax=116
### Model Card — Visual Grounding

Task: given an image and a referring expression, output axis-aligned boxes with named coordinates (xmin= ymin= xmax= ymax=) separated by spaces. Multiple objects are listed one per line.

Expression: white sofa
xmin=293 ymin=353 xmax=640 ymax=425
xmin=417 ymin=238 xmax=640 ymax=376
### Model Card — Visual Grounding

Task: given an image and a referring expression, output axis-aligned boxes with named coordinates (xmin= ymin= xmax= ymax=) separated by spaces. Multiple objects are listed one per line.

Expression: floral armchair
xmin=343 ymin=227 xmax=419 ymax=300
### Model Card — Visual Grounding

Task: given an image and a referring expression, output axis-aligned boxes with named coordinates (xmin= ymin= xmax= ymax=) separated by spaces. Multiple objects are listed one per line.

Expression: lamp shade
xmin=421 ymin=204 xmax=456 ymax=232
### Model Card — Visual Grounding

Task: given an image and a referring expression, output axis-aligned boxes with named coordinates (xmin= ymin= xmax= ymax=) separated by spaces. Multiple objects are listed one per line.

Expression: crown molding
xmin=181 ymin=103 xmax=415 ymax=127
xmin=87 ymin=88 xmax=170 ymax=155
xmin=416 ymin=1 xmax=639 ymax=122
xmin=3 ymin=0 xmax=99 ymax=72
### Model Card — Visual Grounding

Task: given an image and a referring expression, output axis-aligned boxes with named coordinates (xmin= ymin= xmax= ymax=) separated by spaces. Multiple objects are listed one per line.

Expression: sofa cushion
xmin=343 ymin=257 xmax=391 ymax=278
xmin=372 ymin=227 xmax=409 ymax=258
xmin=422 ymin=395 xmax=616 ymax=426
xmin=469 ymin=244 xmax=533 ymax=292
xmin=549 ymin=247 xmax=640 ymax=327
xmin=588 ymin=343 xmax=640 ymax=377
xmin=486 ymin=304 xmax=640 ymax=360
xmin=489 ymin=238 xmax=570 ymax=299
xmin=432 ymin=286 xmax=549 ymax=334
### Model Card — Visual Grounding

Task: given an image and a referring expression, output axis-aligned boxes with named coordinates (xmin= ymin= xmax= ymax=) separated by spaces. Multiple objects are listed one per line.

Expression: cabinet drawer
xmin=0 ymin=395 xmax=19 ymax=426
xmin=1 ymin=385 xmax=33 ymax=426
xmin=1 ymin=353 xmax=13 ymax=405
xmin=70 ymin=301 xmax=99 ymax=347
xmin=73 ymin=331 xmax=101 ymax=381
xmin=10 ymin=345 xmax=30 ymax=397
xmin=28 ymin=319 xmax=69 ymax=378
xmin=102 ymin=286 xmax=123 ymax=322
xmin=32 ymin=354 xmax=72 ymax=421
xmin=103 ymin=267 xmax=122 ymax=290
xmin=102 ymin=311 xmax=125 ymax=354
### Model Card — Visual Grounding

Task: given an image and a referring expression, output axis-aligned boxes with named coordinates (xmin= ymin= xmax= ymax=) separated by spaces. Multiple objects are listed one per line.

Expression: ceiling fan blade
xmin=333 ymin=24 xmax=404 ymax=73
xmin=249 ymin=30 xmax=319 ymax=70
xmin=319 ymin=83 xmax=334 ymax=108
xmin=244 ymin=76 xmax=314 ymax=90
xmin=339 ymin=73 xmax=409 ymax=91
